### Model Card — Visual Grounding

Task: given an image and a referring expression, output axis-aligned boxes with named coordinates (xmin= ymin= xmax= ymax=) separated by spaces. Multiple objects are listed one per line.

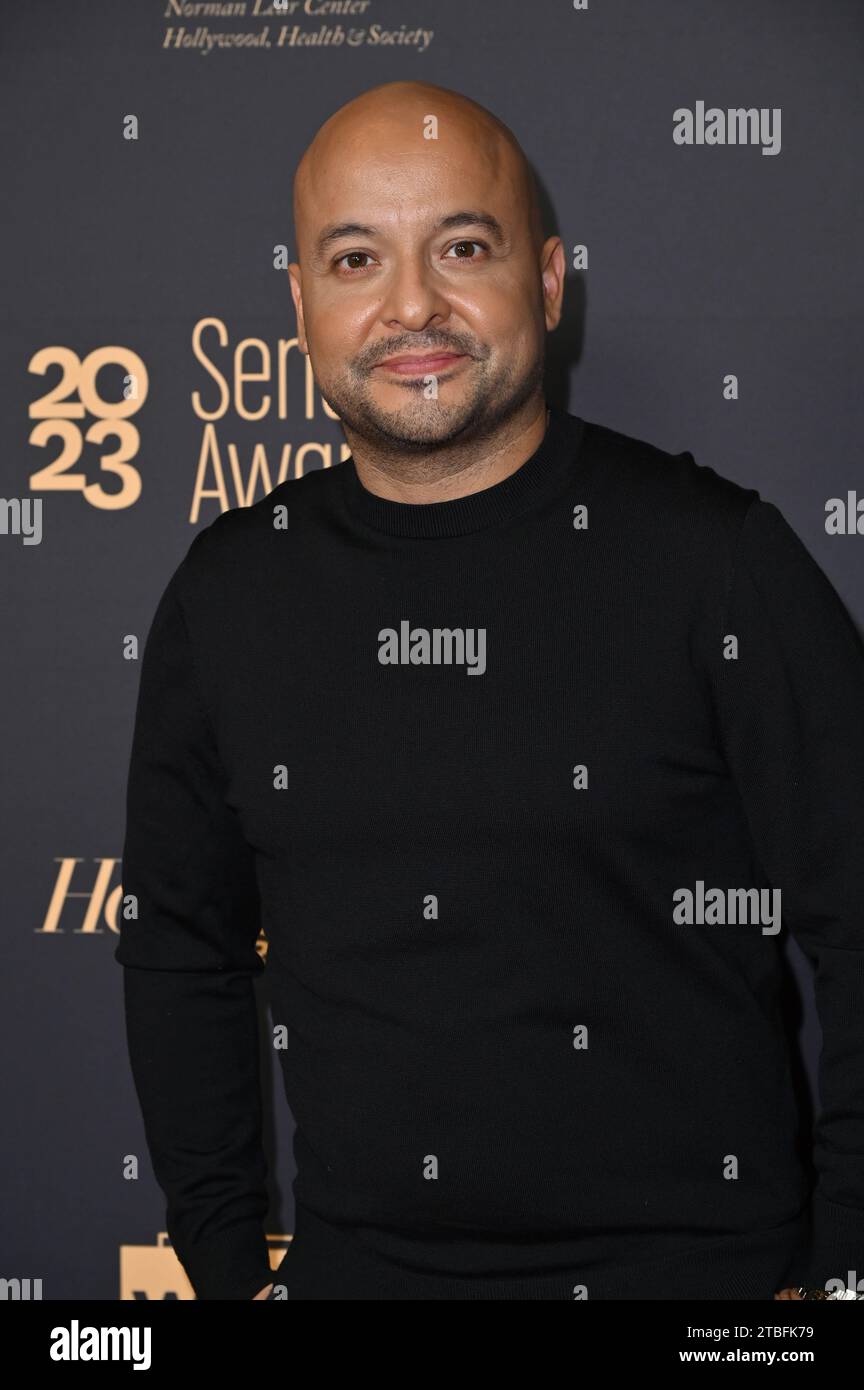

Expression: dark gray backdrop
xmin=1 ymin=0 xmax=861 ymax=1297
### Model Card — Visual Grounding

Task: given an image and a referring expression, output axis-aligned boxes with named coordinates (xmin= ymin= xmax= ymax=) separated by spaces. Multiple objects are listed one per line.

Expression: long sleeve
xmin=713 ymin=497 xmax=864 ymax=1292
xmin=115 ymin=554 xmax=274 ymax=1301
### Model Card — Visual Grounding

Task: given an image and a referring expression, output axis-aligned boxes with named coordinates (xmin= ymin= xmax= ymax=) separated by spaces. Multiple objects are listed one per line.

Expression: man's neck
xmin=344 ymin=398 xmax=551 ymax=506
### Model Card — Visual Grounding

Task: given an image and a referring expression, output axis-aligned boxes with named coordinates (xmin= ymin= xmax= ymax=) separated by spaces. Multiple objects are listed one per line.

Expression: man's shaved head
xmin=293 ymin=81 xmax=545 ymax=263
xmin=287 ymin=80 xmax=564 ymax=474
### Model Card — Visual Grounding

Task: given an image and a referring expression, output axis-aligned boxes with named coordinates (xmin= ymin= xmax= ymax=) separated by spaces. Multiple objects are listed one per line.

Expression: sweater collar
xmin=338 ymin=405 xmax=582 ymax=538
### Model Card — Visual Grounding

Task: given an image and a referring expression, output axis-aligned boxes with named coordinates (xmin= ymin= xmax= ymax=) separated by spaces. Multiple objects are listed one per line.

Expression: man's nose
xmin=379 ymin=254 xmax=451 ymax=331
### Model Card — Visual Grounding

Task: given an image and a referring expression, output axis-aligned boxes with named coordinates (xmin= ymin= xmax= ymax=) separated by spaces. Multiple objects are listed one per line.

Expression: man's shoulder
xmin=176 ymin=466 xmax=339 ymax=587
xmin=575 ymin=413 xmax=760 ymax=531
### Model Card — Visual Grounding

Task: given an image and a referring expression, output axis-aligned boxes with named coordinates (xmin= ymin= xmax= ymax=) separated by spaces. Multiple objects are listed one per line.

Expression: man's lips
xmin=374 ymin=352 xmax=467 ymax=375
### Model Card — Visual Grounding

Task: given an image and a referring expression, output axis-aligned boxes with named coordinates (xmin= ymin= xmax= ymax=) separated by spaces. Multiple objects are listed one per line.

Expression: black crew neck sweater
xmin=116 ymin=406 xmax=864 ymax=1300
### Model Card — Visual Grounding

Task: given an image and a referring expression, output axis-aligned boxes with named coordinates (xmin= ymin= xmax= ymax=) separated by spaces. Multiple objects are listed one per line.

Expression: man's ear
xmin=287 ymin=263 xmax=307 ymax=353
xmin=541 ymin=237 xmax=566 ymax=333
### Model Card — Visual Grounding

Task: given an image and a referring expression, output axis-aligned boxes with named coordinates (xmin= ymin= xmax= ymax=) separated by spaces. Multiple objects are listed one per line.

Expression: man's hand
xmin=252 ymin=1282 xmax=274 ymax=1300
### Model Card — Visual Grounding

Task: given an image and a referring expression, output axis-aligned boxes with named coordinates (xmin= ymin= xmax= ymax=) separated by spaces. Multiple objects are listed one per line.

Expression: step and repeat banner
xmin=1 ymin=0 xmax=861 ymax=1299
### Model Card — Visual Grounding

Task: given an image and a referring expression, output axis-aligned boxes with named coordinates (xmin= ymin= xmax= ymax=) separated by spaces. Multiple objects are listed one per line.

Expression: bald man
xmin=117 ymin=81 xmax=864 ymax=1301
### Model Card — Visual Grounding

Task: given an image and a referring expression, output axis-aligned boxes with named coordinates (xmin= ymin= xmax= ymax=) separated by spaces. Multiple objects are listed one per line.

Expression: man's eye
xmin=444 ymin=240 xmax=487 ymax=260
xmin=335 ymin=252 xmax=374 ymax=273
xmin=334 ymin=241 xmax=488 ymax=274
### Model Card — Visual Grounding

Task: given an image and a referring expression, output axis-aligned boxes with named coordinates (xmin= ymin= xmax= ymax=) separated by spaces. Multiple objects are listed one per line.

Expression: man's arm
xmin=115 ymin=552 xmax=275 ymax=1300
xmin=711 ymin=497 xmax=864 ymax=1292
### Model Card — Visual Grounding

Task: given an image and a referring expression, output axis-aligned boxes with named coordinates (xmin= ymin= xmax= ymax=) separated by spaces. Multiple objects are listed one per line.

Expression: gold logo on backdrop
xmin=37 ymin=856 xmax=269 ymax=960
xmin=28 ymin=347 xmax=149 ymax=510
xmin=119 ymin=1232 xmax=292 ymax=1300
xmin=25 ymin=325 xmax=351 ymax=520
xmin=38 ymin=857 xmax=124 ymax=935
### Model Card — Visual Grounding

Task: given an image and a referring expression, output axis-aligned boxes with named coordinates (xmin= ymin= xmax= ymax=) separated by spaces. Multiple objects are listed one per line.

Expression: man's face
xmin=289 ymin=122 xmax=560 ymax=452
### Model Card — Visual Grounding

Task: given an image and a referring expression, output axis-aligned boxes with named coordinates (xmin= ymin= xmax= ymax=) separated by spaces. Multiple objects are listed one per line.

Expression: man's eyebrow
xmin=436 ymin=211 xmax=506 ymax=243
xmin=313 ymin=211 xmax=507 ymax=257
